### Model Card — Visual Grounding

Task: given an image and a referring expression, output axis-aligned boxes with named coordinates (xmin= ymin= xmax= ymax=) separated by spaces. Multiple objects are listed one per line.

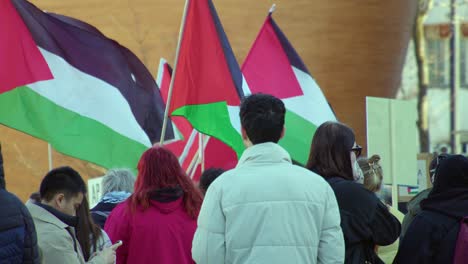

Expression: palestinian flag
xmin=242 ymin=13 xmax=337 ymax=164
xmin=157 ymin=58 xmax=237 ymax=180
xmin=0 ymin=0 xmax=173 ymax=170
xmin=169 ymin=0 xmax=245 ymax=157
xmin=181 ymin=11 xmax=338 ymax=168
xmin=156 ymin=58 xmax=199 ymax=170
xmin=157 ymin=59 xmax=235 ymax=180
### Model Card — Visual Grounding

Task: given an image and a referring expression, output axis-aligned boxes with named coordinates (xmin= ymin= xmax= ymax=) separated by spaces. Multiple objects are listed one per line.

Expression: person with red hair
xmin=104 ymin=146 xmax=203 ymax=264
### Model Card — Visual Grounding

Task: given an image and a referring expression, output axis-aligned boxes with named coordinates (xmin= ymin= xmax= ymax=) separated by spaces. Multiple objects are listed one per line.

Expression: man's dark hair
xmin=239 ymin=93 xmax=286 ymax=144
xmin=39 ymin=166 xmax=86 ymax=202
xmin=29 ymin=192 xmax=41 ymax=203
xmin=199 ymin=168 xmax=225 ymax=195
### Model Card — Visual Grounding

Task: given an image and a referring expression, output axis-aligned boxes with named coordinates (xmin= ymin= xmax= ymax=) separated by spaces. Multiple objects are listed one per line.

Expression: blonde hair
xmin=357 ymin=155 xmax=383 ymax=193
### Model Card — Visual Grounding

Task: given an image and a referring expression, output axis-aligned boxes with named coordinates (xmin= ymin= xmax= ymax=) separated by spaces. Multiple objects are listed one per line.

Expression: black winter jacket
xmin=0 ymin=189 xmax=40 ymax=263
xmin=327 ymin=177 xmax=401 ymax=264
xmin=394 ymin=155 xmax=468 ymax=264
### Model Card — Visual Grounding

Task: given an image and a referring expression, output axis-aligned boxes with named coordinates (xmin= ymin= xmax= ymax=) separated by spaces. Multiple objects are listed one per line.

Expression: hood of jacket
xmin=421 ymin=155 xmax=468 ymax=219
xmin=148 ymin=186 xmax=184 ymax=214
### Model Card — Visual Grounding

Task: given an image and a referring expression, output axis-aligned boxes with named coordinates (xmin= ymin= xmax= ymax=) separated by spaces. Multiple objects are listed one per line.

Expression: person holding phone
xmin=26 ymin=166 xmax=119 ymax=264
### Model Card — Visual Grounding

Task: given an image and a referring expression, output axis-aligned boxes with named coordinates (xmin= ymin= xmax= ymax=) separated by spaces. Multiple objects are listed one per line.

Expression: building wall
xmin=2 ymin=0 xmax=417 ymax=200
xmin=428 ymin=89 xmax=468 ymax=151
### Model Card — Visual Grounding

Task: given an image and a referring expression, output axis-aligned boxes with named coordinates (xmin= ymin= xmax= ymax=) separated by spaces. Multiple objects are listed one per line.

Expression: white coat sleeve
xmin=192 ymin=183 xmax=226 ymax=264
xmin=317 ymin=185 xmax=345 ymax=264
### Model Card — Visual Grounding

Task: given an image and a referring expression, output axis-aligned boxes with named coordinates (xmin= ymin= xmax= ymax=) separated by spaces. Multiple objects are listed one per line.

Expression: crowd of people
xmin=1 ymin=93 xmax=468 ymax=263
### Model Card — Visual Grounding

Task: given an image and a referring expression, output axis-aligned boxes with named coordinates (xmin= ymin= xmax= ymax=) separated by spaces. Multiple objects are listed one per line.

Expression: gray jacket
xmin=26 ymin=202 xmax=105 ymax=264
xmin=400 ymin=188 xmax=432 ymax=238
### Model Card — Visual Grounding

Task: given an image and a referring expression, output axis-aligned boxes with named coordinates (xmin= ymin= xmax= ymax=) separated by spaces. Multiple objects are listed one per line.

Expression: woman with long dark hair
xmin=307 ymin=121 xmax=400 ymax=264
xmin=104 ymin=146 xmax=203 ymax=264
xmin=76 ymin=196 xmax=112 ymax=261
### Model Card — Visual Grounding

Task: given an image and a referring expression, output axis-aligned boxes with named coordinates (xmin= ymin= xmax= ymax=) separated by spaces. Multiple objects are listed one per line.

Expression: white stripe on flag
xmin=155 ymin=58 xmax=167 ymax=89
xmin=282 ymin=66 xmax=337 ymax=125
xmin=30 ymin=48 xmax=152 ymax=146
xmin=227 ymin=106 xmax=242 ymax=135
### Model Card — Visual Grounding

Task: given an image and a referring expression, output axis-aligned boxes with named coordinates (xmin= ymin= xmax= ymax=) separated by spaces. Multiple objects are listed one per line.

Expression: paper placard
xmin=88 ymin=176 xmax=105 ymax=208
xmin=367 ymin=97 xmax=418 ymax=186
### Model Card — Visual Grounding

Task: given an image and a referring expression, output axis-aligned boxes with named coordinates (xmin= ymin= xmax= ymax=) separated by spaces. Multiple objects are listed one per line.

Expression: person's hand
xmin=97 ymin=241 xmax=122 ymax=264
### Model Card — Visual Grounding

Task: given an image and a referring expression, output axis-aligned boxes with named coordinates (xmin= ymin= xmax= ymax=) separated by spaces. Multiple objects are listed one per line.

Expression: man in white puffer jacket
xmin=192 ymin=93 xmax=344 ymax=264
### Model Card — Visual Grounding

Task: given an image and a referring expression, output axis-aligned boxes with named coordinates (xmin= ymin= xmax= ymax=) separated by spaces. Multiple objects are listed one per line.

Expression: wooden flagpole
xmin=47 ymin=143 xmax=53 ymax=171
xmin=186 ymin=135 xmax=210 ymax=178
xmin=199 ymin=134 xmax=205 ymax=173
xmin=179 ymin=130 xmax=198 ymax=164
xmin=159 ymin=0 xmax=190 ymax=145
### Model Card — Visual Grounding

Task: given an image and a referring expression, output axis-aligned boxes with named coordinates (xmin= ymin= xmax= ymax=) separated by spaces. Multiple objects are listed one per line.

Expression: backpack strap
xmin=453 ymin=216 xmax=468 ymax=264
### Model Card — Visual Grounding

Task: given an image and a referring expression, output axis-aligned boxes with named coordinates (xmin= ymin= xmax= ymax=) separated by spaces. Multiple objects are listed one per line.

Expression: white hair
xmin=102 ymin=169 xmax=136 ymax=195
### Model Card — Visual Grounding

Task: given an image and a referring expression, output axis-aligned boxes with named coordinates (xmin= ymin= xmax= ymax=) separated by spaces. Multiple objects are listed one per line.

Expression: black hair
xmin=29 ymin=192 xmax=41 ymax=203
xmin=239 ymin=93 xmax=286 ymax=144
xmin=199 ymin=168 xmax=225 ymax=195
xmin=39 ymin=166 xmax=86 ymax=202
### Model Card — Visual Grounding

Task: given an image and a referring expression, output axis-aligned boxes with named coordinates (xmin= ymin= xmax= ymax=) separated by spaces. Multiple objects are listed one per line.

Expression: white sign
xmin=88 ymin=176 xmax=105 ymax=208
xmin=367 ymin=97 xmax=418 ymax=186
xmin=417 ymin=159 xmax=428 ymax=191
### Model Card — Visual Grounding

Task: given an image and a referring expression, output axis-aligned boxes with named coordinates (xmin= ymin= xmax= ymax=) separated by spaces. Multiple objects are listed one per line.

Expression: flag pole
xmin=189 ymin=157 xmax=200 ymax=179
xmin=179 ymin=130 xmax=198 ymax=164
xmin=159 ymin=0 xmax=190 ymax=145
xmin=199 ymin=133 xmax=205 ymax=173
xmin=47 ymin=143 xmax=53 ymax=171
xmin=186 ymin=134 xmax=210 ymax=178
xmin=269 ymin=3 xmax=276 ymax=14
xmin=186 ymin=151 xmax=200 ymax=177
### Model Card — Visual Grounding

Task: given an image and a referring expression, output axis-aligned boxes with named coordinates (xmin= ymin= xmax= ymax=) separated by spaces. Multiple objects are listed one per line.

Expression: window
xmin=426 ymin=38 xmax=450 ymax=88
xmin=460 ymin=37 xmax=468 ymax=88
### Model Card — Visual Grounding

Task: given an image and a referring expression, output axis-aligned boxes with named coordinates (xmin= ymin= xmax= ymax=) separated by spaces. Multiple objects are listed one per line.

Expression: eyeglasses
xmin=351 ymin=145 xmax=362 ymax=158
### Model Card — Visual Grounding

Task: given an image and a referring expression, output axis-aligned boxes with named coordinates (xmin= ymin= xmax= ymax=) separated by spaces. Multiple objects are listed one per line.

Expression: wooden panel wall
xmin=1 ymin=0 xmax=417 ymax=200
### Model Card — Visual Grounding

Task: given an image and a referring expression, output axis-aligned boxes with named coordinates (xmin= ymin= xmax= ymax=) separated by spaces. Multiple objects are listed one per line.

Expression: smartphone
xmin=111 ymin=240 xmax=123 ymax=250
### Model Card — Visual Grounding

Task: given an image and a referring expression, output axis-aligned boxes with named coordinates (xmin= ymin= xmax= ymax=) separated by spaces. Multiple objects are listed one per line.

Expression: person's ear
xmin=241 ymin=127 xmax=248 ymax=140
xmin=280 ymin=127 xmax=286 ymax=140
xmin=54 ymin=193 xmax=66 ymax=209
xmin=241 ymin=127 xmax=253 ymax=148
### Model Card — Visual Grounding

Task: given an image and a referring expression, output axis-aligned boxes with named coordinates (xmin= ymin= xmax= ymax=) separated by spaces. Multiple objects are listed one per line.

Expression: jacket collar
xmin=100 ymin=191 xmax=131 ymax=204
xmin=237 ymin=142 xmax=291 ymax=167
xmin=150 ymin=186 xmax=184 ymax=203
xmin=26 ymin=201 xmax=75 ymax=229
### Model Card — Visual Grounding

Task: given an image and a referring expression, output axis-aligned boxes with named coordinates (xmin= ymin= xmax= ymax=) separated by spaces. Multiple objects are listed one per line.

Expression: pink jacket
xmin=104 ymin=198 xmax=196 ymax=264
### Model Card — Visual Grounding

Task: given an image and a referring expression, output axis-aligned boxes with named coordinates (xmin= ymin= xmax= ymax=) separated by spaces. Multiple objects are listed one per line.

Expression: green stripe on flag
xmin=280 ymin=110 xmax=318 ymax=165
xmin=172 ymin=102 xmax=245 ymax=157
xmin=0 ymin=86 xmax=147 ymax=169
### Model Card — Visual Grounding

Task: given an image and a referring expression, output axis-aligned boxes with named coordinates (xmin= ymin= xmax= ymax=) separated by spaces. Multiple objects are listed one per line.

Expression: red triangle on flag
xmin=242 ymin=16 xmax=303 ymax=99
xmin=169 ymin=0 xmax=241 ymax=114
xmin=0 ymin=0 xmax=53 ymax=94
